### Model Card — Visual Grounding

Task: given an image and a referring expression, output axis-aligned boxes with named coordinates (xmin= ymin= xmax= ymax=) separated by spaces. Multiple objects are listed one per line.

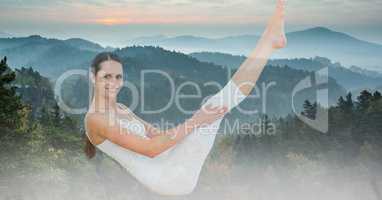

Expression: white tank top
xmin=85 ymin=103 xmax=150 ymax=149
xmin=84 ymin=104 xmax=177 ymax=195
xmin=87 ymin=113 xmax=158 ymax=165
xmin=84 ymin=102 xmax=173 ymax=162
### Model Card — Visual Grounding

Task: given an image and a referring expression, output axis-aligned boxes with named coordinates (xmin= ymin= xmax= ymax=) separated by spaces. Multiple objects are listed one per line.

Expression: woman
xmin=84 ymin=0 xmax=287 ymax=195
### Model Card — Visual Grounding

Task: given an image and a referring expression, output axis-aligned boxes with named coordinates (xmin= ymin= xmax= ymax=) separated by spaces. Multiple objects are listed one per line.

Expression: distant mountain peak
xmin=308 ymin=26 xmax=333 ymax=33
xmin=28 ymin=34 xmax=43 ymax=38
xmin=291 ymin=26 xmax=342 ymax=37
xmin=63 ymin=38 xmax=104 ymax=52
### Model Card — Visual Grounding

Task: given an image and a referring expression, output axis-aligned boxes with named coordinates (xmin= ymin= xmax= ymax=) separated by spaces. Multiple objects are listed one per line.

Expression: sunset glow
xmin=0 ymin=0 xmax=381 ymax=46
xmin=95 ymin=18 xmax=130 ymax=25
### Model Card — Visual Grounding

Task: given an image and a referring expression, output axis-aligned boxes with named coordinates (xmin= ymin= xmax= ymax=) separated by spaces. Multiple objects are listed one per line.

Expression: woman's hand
xmin=190 ymin=104 xmax=228 ymax=127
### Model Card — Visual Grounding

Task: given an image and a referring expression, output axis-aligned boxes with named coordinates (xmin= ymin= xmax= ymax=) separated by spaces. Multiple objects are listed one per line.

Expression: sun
xmin=96 ymin=18 xmax=129 ymax=25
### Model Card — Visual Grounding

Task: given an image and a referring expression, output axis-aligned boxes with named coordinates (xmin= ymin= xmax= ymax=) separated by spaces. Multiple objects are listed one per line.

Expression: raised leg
xmin=148 ymin=79 xmax=248 ymax=195
xmin=232 ymin=0 xmax=287 ymax=96
xmin=112 ymin=0 xmax=288 ymax=195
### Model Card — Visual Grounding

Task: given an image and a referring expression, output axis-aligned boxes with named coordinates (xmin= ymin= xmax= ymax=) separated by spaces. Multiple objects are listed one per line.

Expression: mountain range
xmin=127 ymin=27 xmax=382 ymax=71
xmin=56 ymin=46 xmax=346 ymax=122
xmin=1 ymin=26 xmax=380 ymax=74
xmin=1 ymin=27 xmax=379 ymax=118
xmin=190 ymin=52 xmax=382 ymax=92
xmin=0 ymin=35 xmax=102 ymax=77
xmin=0 ymin=34 xmax=347 ymax=119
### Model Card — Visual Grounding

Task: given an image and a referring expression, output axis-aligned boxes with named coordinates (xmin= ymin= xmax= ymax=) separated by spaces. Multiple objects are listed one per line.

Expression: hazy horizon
xmin=1 ymin=25 xmax=382 ymax=48
xmin=0 ymin=0 xmax=381 ymax=47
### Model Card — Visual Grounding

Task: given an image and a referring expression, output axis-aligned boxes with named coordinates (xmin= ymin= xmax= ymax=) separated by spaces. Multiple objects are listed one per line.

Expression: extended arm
xmin=117 ymin=103 xmax=163 ymax=138
xmin=88 ymin=104 xmax=227 ymax=158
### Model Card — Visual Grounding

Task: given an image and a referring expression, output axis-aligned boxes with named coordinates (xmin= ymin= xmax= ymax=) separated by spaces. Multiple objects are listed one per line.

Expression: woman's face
xmin=93 ymin=60 xmax=123 ymax=99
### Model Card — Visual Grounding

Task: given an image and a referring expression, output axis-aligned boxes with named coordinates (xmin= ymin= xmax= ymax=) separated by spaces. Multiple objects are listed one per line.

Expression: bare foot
xmin=262 ymin=0 xmax=287 ymax=49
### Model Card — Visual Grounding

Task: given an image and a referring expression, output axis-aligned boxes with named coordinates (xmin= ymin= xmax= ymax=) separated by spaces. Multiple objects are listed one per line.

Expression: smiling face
xmin=92 ymin=60 xmax=124 ymax=99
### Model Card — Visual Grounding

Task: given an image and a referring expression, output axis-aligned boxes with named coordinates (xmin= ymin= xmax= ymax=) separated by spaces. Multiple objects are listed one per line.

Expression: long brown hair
xmin=84 ymin=52 xmax=123 ymax=159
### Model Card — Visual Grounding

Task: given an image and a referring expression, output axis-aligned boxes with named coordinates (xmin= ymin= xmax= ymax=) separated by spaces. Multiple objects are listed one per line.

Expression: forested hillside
xmin=0 ymin=53 xmax=381 ymax=199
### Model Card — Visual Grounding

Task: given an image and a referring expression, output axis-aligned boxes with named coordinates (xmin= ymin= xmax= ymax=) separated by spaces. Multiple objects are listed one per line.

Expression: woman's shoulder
xmin=85 ymin=112 xmax=109 ymax=135
xmin=85 ymin=112 xmax=110 ymax=127
xmin=85 ymin=112 xmax=108 ymax=145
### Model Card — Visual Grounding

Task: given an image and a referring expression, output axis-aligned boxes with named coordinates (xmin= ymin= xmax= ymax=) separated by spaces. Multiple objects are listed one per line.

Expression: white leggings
xmin=96 ymin=80 xmax=247 ymax=195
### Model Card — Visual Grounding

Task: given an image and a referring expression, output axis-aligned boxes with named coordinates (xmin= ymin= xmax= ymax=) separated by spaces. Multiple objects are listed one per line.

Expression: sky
xmin=0 ymin=0 xmax=381 ymax=47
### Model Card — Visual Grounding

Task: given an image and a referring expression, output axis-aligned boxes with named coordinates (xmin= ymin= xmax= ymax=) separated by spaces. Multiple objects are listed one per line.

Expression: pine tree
xmin=337 ymin=92 xmax=354 ymax=125
xmin=302 ymin=100 xmax=317 ymax=120
xmin=352 ymin=90 xmax=374 ymax=146
xmin=372 ymin=91 xmax=381 ymax=101
xmin=0 ymin=56 xmax=24 ymax=129
xmin=345 ymin=92 xmax=354 ymax=109
xmin=337 ymin=96 xmax=346 ymax=108
xmin=356 ymin=90 xmax=372 ymax=112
